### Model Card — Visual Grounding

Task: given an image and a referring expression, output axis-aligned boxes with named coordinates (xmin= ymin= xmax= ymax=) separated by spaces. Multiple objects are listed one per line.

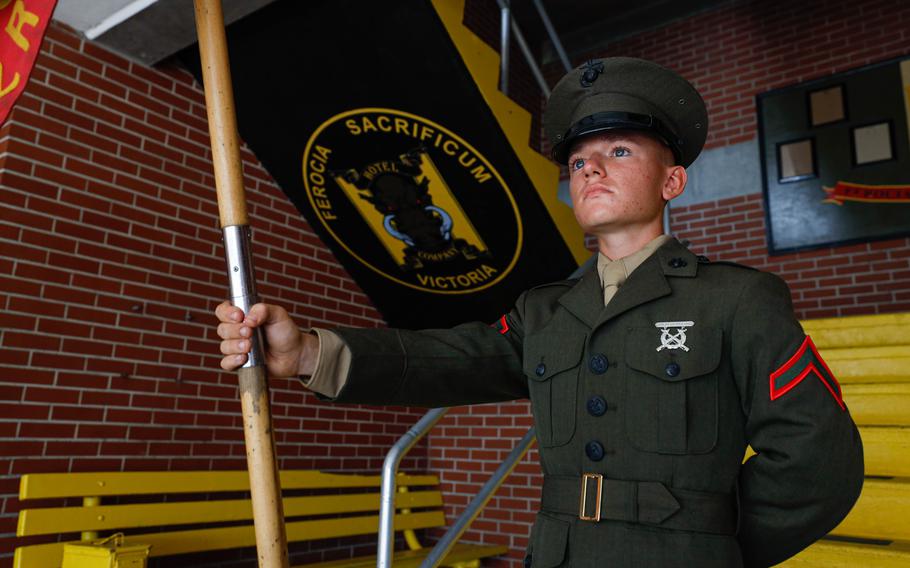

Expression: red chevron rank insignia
xmin=769 ymin=336 xmax=844 ymax=410
xmin=491 ymin=314 xmax=510 ymax=335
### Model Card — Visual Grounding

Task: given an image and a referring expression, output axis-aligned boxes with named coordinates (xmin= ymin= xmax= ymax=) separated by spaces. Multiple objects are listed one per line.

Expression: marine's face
xmin=567 ymin=131 xmax=683 ymax=236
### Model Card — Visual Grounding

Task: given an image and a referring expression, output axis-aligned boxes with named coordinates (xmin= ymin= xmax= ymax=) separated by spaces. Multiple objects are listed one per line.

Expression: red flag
xmin=0 ymin=0 xmax=57 ymax=126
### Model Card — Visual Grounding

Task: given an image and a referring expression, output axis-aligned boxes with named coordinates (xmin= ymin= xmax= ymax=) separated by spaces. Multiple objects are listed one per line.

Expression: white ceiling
xmin=51 ymin=0 xmax=275 ymax=64
xmin=53 ymin=0 xmax=149 ymax=38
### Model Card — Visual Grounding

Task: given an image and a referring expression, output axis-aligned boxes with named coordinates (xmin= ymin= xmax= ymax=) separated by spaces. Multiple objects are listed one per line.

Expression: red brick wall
xmin=671 ymin=195 xmax=910 ymax=319
xmin=0 ymin=23 xmax=427 ymax=567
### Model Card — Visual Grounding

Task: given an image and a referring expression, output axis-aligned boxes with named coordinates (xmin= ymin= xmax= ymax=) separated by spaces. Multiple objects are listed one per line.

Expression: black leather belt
xmin=541 ymin=474 xmax=736 ymax=535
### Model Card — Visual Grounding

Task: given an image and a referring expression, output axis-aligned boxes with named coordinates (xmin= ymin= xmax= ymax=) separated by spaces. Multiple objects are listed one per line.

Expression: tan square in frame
xmin=778 ymin=139 xmax=814 ymax=181
xmin=853 ymin=122 xmax=893 ymax=165
xmin=810 ymin=86 xmax=845 ymax=126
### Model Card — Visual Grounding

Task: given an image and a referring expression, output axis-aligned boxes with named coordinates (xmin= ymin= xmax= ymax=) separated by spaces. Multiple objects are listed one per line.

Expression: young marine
xmin=216 ymin=57 xmax=863 ymax=567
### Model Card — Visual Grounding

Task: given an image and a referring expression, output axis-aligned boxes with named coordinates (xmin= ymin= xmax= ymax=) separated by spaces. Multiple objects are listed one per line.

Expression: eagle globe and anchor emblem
xmin=339 ymin=148 xmax=486 ymax=271
xmin=301 ymin=108 xmax=522 ymax=294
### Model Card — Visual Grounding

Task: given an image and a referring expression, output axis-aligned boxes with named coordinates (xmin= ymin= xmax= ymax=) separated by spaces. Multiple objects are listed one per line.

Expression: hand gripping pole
xmin=193 ymin=1 xmax=289 ymax=566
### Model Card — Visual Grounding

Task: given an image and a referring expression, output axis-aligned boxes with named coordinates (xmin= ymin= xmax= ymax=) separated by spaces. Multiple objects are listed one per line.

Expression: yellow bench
xmin=13 ymin=470 xmax=507 ymax=568
xmin=777 ymin=312 xmax=910 ymax=567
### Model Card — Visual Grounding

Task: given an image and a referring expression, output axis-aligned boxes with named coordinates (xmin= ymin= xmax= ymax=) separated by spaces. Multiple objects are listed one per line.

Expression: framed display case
xmin=758 ymin=57 xmax=910 ymax=254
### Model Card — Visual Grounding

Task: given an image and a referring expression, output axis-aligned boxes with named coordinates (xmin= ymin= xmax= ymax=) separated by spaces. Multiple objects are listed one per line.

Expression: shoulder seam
xmin=701 ymin=259 xmax=758 ymax=271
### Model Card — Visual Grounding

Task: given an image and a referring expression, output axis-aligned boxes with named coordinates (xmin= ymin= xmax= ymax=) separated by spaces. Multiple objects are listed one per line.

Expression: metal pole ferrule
xmin=223 ymin=224 xmax=264 ymax=368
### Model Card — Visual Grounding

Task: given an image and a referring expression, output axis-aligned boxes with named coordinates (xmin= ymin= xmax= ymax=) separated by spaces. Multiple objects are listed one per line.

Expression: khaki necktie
xmin=600 ymin=258 xmax=629 ymax=306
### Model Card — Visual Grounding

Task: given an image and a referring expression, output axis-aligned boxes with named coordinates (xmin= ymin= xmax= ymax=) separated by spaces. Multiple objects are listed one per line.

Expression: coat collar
xmin=558 ymin=238 xmax=698 ymax=329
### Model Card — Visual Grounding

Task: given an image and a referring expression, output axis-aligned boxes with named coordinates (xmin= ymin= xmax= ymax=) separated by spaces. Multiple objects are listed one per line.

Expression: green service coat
xmin=328 ymin=238 xmax=864 ymax=567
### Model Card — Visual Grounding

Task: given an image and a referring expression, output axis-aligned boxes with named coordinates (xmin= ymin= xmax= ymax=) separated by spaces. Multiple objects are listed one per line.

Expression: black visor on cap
xmin=552 ymin=111 xmax=682 ymax=165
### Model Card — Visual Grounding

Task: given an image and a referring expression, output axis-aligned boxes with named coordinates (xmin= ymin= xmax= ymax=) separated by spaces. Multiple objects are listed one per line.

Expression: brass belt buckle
xmin=579 ymin=473 xmax=603 ymax=522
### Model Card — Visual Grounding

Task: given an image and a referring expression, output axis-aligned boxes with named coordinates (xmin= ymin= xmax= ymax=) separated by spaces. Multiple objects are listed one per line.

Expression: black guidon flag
xmin=182 ymin=0 xmax=581 ymax=329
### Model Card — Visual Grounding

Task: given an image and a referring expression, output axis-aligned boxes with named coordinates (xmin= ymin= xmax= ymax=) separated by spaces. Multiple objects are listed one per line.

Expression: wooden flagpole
xmin=193 ymin=1 xmax=289 ymax=566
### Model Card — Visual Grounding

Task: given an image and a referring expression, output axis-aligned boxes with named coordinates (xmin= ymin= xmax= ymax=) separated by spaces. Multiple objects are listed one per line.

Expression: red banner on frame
xmin=822 ymin=181 xmax=910 ymax=205
xmin=0 ymin=0 xmax=57 ymax=126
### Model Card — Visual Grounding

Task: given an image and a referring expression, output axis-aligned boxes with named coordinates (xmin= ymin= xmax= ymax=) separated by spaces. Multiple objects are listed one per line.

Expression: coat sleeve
xmin=732 ymin=271 xmax=863 ymax=567
xmin=322 ymin=293 xmax=530 ymax=407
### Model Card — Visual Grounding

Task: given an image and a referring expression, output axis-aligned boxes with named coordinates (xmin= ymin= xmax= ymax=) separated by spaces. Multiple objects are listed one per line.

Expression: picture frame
xmin=757 ymin=56 xmax=910 ymax=255
xmin=776 ymin=137 xmax=817 ymax=183
xmin=851 ymin=120 xmax=895 ymax=166
xmin=807 ymin=84 xmax=847 ymax=127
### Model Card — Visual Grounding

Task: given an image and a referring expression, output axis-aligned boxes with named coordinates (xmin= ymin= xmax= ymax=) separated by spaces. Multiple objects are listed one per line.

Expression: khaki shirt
xmin=303 ymin=234 xmax=672 ymax=398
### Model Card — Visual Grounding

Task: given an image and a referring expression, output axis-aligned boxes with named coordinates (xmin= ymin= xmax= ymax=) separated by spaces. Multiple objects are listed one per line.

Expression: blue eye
xmin=613 ymin=147 xmax=630 ymax=157
xmin=571 ymin=158 xmax=585 ymax=170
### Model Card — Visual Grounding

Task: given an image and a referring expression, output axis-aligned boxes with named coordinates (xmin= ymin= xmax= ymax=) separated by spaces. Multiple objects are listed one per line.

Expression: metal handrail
xmin=531 ymin=0 xmax=572 ymax=73
xmin=377 ymin=408 xmax=448 ymax=568
xmin=497 ymin=0 xmax=552 ymax=98
xmin=376 ymin=412 xmax=536 ymax=568
xmin=419 ymin=427 xmax=536 ymax=568
xmin=499 ymin=0 xmax=511 ymax=95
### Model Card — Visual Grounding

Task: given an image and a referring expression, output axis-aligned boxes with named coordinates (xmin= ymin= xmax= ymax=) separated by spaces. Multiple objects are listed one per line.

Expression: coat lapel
xmin=556 ymin=239 xmax=699 ymax=330
xmin=597 ymin=239 xmax=698 ymax=327
xmin=596 ymin=255 xmax=671 ymax=326
xmin=557 ymin=257 xmax=603 ymax=329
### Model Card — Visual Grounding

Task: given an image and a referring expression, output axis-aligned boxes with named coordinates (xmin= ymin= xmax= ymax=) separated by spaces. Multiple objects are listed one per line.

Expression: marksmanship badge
xmin=655 ymin=321 xmax=695 ymax=352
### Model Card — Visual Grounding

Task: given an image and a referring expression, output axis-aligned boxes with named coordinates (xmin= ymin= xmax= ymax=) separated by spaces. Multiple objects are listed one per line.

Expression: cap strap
xmin=554 ymin=111 xmax=682 ymax=164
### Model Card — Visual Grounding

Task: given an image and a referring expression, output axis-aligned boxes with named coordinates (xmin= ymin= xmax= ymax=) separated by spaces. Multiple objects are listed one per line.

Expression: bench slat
xmin=808 ymin=324 xmax=910 ymax=349
xmin=14 ymin=511 xmax=445 ymax=568
xmin=777 ymin=539 xmax=910 ymax=567
xmin=861 ymin=427 xmax=910 ymax=478
xmin=842 ymin=383 xmax=910 ymax=426
xmin=829 ymin=479 xmax=910 ymax=542
xmin=821 ymin=345 xmax=909 ymax=361
xmin=18 ymin=490 xmax=443 ymax=537
xmin=19 ymin=471 xmax=438 ymax=500
xmin=802 ymin=312 xmax=910 ymax=332
xmin=826 ymin=357 xmax=910 ymax=384
xmin=299 ymin=543 xmax=510 ymax=568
